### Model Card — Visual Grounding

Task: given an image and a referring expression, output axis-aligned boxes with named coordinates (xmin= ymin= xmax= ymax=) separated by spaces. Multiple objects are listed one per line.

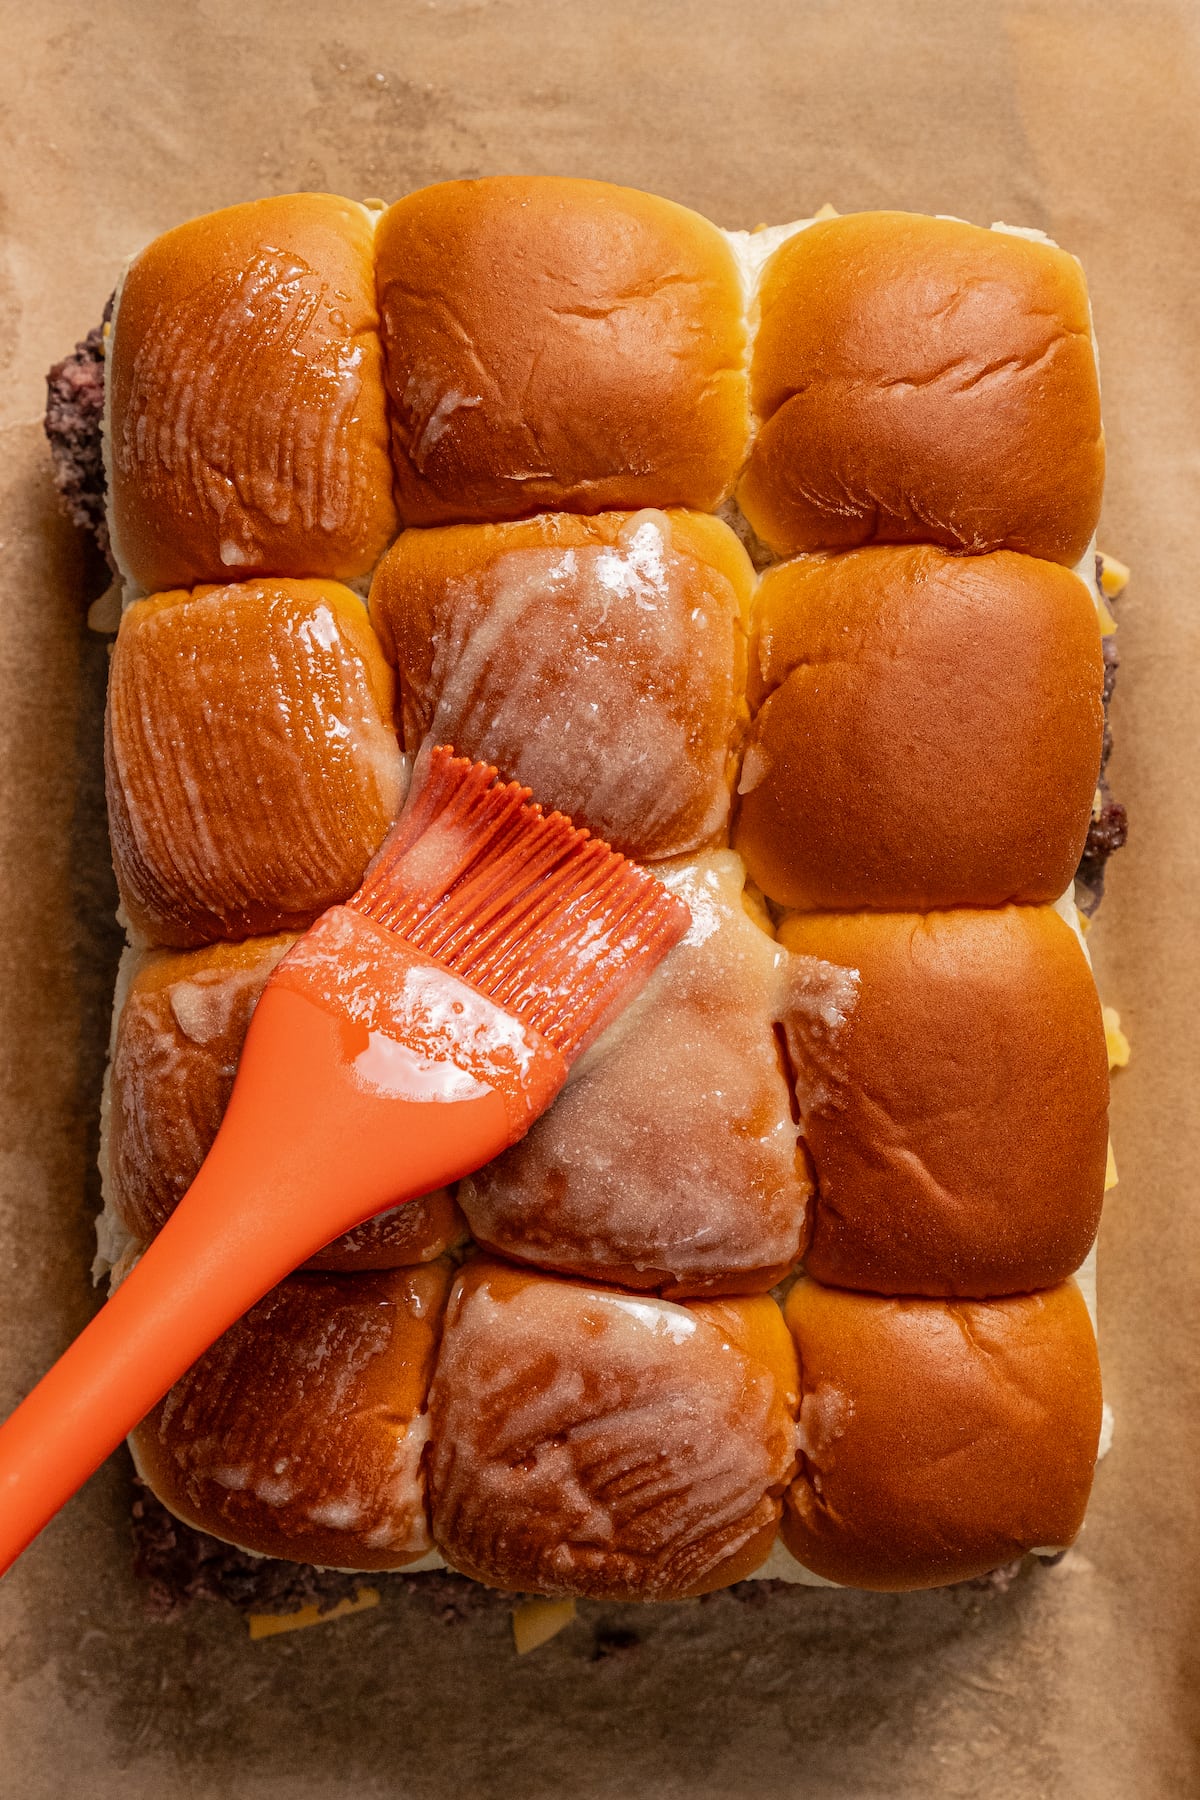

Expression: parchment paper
xmin=1 ymin=2 xmax=1197 ymax=1794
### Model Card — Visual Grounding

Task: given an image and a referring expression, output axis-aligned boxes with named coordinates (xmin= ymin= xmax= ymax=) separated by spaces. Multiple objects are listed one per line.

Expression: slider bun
xmin=374 ymin=177 xmax=749 ymax=525
xmin=106 ymin=937 xmax=466 ymax=1268
xmin=427 ymin=1261 xmax=798 ymax=1599
xmin=781 ymin=1278 xmax=1103 ymax=1590
xmin=129 ymin=1264 xmax=451 ymax=1571
xmin=106 ymin=580 xmax=404 ymax=947
xmin=109 ymin=194 xmax=397 ymax=592
xmin=369 ymin=509 xmax=754 ymax=860
xmin=778 ymin=906 xmax=1108 ymax=1296
xmin=738 ymin=212 xmax=1104 ymax=565
xmin=734 ymin=546 xmax=1104 ymax=911
xmin=459 ymin=851 xmax=810 ymax=1296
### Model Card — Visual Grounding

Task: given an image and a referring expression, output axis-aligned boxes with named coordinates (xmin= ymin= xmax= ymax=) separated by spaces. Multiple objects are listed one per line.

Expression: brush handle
xmin=0 ymin=983 xmax=528 ymax=1576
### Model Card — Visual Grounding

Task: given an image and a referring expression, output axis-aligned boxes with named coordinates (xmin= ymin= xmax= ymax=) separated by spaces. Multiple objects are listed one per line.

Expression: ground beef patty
xmin=130 ymin=1478 xmax=1024 ymax=1627
xmin=44 ymin=298 xmax=113 ymax=563
xmin=131 ymin=1480 xmax=500 ymax=1625
xmin=52 ymin=316 xmax=1126 ymax=1621
xmin=1077 ymin=633 xmax=1128 ymax=915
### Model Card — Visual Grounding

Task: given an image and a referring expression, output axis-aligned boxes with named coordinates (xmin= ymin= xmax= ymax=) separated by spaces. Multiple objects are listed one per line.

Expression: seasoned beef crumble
xmin=131 ymin=1481 xmax=499 ymax=1624
xmin=1076 ymin=634 xmax=1128 ymax=914
xmin=44 ymin=297 xmax=114 ymax=563
xmin=130 ymin=1478 xmax=1026 ymax=1624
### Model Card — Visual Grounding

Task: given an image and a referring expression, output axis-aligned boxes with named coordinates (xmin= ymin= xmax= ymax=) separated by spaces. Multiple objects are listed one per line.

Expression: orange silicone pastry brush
xmin=0 ymin=748 xmax=690 ymax=1575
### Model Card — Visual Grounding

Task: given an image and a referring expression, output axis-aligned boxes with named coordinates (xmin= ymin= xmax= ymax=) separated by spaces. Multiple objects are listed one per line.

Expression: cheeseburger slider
xmin=38 ymin=178 xmax=1129 ymax=1622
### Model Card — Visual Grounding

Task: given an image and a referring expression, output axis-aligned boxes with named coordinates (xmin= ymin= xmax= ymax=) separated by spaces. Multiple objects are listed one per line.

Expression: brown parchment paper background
xmin=1 ymin=2 xmax=1197 ymax=1795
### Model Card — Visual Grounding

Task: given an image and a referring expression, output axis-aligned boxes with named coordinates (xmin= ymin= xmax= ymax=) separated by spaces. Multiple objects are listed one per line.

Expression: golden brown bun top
xmin=374 ymin=177 xmax=749 ymax=524
xmin=110 ymin=194 xmax=397 ymax=592
xmin=369 ymin=508 xmax=753 ymax=861
xmin=782 ymin=1278 xmax=1102 ymax=1590
xmin=106 ymin=579 xmax=403 ymax=949
xmin=734 ymin=546 xmax=1104 ymax=911
xmin=426 ymin=1260 xmax=798 ymax=1600
xmin=778 ymin=905 xmax=1109 ymax=1296
xmin=130 ymin=1263 xmax=451 ymax=1572
xmin=739 ymin=212 xmax=1103 ymax=564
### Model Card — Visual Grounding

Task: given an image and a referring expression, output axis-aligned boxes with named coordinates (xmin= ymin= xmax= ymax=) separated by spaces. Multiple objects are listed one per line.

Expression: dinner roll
xmin=459 ymin=852 xmax=809 ymax=1295
xmin=427 ymin=1261 xmax=798 ymax=1599
xmin=129 ymin=1263 xmax=451 ymax=1571
xmin=778 ymin=906 xmax=1109 ymax=1296
xmin=106 ymin=579 xmax=404 ymax=947
xmin=108 ymin=194 xmax=397 ymax=591
xmin=104 ymin=937 xmax=466 ymax=1268
xmin=738 ymin=212 xmax=1104 ymax=564
xmin=374 ymin=177 xmax=749 ymax=524
xmin=734 ymin=546 xmax=1104 ymax=911
xmin=781 ymin=1278 xmax=1103 ymax=1589
xmin=369 ymin=509 xmax=753 ymax=860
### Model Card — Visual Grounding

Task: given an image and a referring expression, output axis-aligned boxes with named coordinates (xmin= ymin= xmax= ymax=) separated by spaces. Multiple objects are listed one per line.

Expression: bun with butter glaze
xmin=426 ymin=1261 xmax=799 ymax=1599
xmin=105 ymin=579 xmax=404 ymax=948
xmin=128 ymin=1263 xmax=451 ymax=1571
xmin=104 ymin=937 xmax=466 ymax=1270
xmin=109 ymin=194 xmax=397 ymax=592
xmin=459 ymin=852 xmax=810 ymax=1297
xmin=369 ymin=508 xmax=753 ymax=861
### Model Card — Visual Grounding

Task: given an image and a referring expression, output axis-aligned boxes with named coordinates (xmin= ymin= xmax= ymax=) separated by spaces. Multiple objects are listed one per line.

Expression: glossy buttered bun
xmin=369 ymin=509 xmax=753 ymax=860
xmin=103 ymin=938 xmax=466 ymax=1269
xmin=460 ymin=852 xmax=809 ymax=1295
xmin=129 ymin=1264 xmax=451 ymax=1571
xmin=781 ymin=1279 xmax=1103 ymax=1590
xmin=734 ymin=546 xmax=1104 ymax=912
xmin=779 ymin=906 xmax=1108 ymax=1296
xmin=374 ymin=177 xmax=749 ymax=524
xmin=427 ymin=1262 xmax=798 ymax=1599
xmin=739 ymin=212 xmax=1104 ymax=564
xmin=106 ymin=579 xmax=404 ymax=947
xmin=109 ymin=194 xmax=397 ymax=592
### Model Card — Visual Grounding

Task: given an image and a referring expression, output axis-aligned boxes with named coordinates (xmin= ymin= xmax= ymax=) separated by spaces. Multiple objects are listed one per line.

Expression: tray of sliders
xmin=34 ymin=176 xmax=1129 ymax=1635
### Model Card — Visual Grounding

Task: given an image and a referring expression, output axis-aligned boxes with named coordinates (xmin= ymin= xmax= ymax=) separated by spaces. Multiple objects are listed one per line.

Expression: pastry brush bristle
xmin=350 ymin=748 xmax=689 ymax=1060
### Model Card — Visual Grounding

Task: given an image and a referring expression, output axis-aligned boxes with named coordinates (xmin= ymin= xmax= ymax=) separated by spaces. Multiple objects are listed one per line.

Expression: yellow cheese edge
xmin=749 ymin=201 xmax=837 ymax=233
xmin=1103 ymin=1005 xmax=1131 ymax=1071
xmin=1094 ymin=550 xmax=1128 ymax=632
xmin=511 ymin=1597 xmax=577 ymax=1655
xmin=1097 ymin=551 xmax=1131 ymax=598
xmin=248 ymin=1585 xmax=380 ymax=1640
